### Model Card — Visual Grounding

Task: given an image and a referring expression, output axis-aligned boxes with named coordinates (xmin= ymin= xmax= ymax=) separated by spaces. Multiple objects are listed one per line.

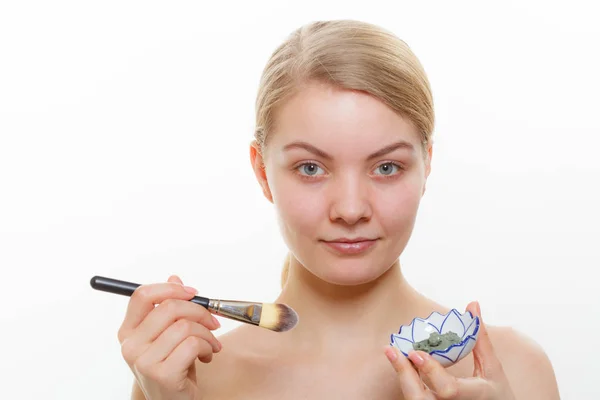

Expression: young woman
xmin=117 ymin=20 xmax=560 ymax=399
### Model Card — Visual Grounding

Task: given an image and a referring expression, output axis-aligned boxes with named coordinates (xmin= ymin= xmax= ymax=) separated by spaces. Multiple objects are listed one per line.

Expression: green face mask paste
xmin=412 ymin=331 xmax=461 ymax=353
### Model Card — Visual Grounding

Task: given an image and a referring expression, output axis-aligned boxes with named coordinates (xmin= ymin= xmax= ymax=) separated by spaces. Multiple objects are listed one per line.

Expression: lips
xmin=321 ymin=237 xmax=378 ymax=255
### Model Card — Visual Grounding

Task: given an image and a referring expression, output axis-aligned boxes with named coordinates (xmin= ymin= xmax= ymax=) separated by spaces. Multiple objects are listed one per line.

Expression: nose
xmin=328 ymin=174 xmax=372 ymax=225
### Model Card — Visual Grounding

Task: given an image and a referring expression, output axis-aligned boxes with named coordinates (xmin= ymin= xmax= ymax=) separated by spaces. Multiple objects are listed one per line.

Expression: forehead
xmin=269 ymin=82 xmax=421 ymax=155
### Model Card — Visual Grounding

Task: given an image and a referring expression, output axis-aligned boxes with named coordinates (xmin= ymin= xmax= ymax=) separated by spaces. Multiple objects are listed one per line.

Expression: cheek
xmin=376 ymin=179 xmax=423 ymax=231
xmin=269 ymin=172 xmax=325 ymax=236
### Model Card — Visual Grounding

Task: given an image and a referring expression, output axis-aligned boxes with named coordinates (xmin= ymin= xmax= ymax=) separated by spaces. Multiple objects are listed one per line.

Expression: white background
xmin=1 ymin=1 xmax=598 ymax=399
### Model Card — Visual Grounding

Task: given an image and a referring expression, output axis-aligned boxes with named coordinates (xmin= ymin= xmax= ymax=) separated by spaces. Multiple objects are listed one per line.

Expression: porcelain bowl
xmin=390 ymin=309 xmax=480 ymax=367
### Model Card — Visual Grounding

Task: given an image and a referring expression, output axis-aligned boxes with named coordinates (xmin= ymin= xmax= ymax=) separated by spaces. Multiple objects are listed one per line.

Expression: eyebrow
xmin=283 ymin=140 xmax=415 ymax=160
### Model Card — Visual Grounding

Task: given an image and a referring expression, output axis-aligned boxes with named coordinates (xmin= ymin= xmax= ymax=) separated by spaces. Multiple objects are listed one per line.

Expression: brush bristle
xmin=259 ymin=303 xmax=299 ymax=332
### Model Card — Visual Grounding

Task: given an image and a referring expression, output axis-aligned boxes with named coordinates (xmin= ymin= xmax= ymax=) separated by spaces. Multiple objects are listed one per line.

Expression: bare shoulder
xmin=487 ymin=325 xmax=561 ymax=399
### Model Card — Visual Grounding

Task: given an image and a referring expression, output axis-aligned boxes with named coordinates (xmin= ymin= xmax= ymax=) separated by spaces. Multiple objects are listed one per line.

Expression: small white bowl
xmin=390 ymin=309 xmax=480 ymax=367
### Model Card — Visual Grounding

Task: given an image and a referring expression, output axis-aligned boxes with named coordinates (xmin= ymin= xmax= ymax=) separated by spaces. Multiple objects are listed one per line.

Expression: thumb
xmin=168 ymin=274 xmax=184 ymax=285
xmin=466 ymin=301 xmax=505 ymax=380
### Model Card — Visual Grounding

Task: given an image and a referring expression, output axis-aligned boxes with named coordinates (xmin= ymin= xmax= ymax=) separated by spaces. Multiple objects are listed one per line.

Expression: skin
xmin=125 ymin=81 xmax=560 ymax=399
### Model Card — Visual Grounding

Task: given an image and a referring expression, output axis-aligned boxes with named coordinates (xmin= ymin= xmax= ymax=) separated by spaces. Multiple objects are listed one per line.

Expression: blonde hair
xmin=253 ymin=20 xmax=436 ymax=288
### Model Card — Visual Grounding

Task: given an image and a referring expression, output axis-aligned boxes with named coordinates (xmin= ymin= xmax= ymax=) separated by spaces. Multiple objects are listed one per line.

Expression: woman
xmin=117 ymin=20 xmax=560 ymax=399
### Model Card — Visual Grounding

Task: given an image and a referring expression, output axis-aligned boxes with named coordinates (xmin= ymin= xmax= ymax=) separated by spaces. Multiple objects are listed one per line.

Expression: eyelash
xmin=293 ymin=161 xmax=404 ymax=180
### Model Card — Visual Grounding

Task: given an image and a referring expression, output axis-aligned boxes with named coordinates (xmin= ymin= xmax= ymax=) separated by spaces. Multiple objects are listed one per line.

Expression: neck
xmin=275 ymin=256 xmax=441 ymax=356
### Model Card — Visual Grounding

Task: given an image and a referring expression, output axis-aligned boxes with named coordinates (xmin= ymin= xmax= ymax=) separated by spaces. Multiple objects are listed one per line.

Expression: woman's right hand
xmin=117 ymin=275 xmax=222 ymax=400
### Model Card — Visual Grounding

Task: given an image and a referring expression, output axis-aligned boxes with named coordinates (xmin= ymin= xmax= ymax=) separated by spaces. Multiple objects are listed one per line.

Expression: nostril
xmin=329 ymin=205 xmax=372 ymax=225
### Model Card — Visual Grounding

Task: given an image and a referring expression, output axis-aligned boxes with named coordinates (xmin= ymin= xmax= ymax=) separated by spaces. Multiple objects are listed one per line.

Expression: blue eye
xmin=375 ymin=162 xmax=400 ymax=176
xmin=298 ymin=163 xmax=324 ymax=176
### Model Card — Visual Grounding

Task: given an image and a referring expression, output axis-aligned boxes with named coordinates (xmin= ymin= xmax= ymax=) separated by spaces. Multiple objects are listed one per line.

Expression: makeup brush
xmin=90 ymin=276 xmax=299 ymax=332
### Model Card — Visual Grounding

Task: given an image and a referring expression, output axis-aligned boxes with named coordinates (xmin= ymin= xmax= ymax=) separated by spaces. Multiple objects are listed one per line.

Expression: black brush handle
xmin=90 ymin=275 xmax=210 ymax=308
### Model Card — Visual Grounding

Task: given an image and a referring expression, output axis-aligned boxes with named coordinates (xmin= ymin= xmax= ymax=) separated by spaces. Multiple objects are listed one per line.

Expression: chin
xmin=308 ymin=253 xmax=391 ymax=286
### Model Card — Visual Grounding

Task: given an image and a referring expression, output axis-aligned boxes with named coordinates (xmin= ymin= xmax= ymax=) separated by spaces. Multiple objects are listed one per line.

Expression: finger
xmin=408 ymin=351 xmax=459 ymax=399
xmin=135 ymin=298 xmax=220 ymax=344
xmin=119 ymin=282 xmax=198 ymax=341
xmin=168 ymin=275 xmax=184 ymax=285
xmin=140 ymin=319 xmax=221 ymax=365
xmin=385 ymin=346 xmax=428 ymax=399
xmin=121 ymin=304 xmax=220 ymax=367
xmin=466 ymin=301 xmax=504 ymax=379
xmin=138 ymin=336 xmax=212 ymax=393
xmin=155 ymin=319 xmax=221 ymax=359
xmin=164 ymin=336 xmax=214 ymax=373
xmin=120 ymin=301 xmax=220 ymax=367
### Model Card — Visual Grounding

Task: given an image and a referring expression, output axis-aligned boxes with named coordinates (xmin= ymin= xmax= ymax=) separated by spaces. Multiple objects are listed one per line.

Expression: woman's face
xmin=251 ymin=82 xmax=431 ymax=286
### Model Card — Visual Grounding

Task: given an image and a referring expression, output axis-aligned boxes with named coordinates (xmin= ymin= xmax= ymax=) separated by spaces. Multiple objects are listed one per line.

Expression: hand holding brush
xmin=91 ymin=275 xmax=298 ymax=400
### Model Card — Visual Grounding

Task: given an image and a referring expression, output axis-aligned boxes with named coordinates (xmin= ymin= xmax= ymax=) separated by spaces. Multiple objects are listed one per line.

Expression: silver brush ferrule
xmin=208 ymin=299 xmax=262 ymax=326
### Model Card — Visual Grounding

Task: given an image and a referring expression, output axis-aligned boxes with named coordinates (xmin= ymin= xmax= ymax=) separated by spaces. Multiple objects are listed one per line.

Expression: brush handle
xmin=90 ymin=275 xmax=210 ymax=308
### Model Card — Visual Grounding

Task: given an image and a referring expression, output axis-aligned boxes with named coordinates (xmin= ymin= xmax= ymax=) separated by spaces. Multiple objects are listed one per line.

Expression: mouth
xmin=320 ymin=237 xmax=379 ymax=255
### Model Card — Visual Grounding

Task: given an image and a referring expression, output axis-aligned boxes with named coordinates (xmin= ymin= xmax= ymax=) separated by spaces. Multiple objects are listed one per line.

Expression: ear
xmin=250 ymin=140 xmax=274 ymax=203
xmin=422 ymin=143 xmax=433 ymax=196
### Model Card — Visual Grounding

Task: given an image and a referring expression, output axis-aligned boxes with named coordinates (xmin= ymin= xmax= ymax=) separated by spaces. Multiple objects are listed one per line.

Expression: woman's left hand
xmin=385 ymin=301 xmax=516 ymax=400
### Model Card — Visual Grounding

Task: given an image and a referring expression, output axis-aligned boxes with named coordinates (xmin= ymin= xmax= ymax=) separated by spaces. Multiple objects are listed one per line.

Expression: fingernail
xmin=183 ymin=286 xmax=198 ymax=294
xmin=385 ymin=347 xmax=398 ymax=362
xmin=211 ymin=315 xmax=221 ymax=328
xmin=408 ymin=351 xmax=425 ymax=367
xmin=217 ymin=340 xmax=222 ymax=351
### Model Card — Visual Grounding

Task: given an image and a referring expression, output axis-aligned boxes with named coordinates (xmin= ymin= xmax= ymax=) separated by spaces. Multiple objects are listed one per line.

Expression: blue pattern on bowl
xmin=390 ymin=309 xmax=480 ymax=367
